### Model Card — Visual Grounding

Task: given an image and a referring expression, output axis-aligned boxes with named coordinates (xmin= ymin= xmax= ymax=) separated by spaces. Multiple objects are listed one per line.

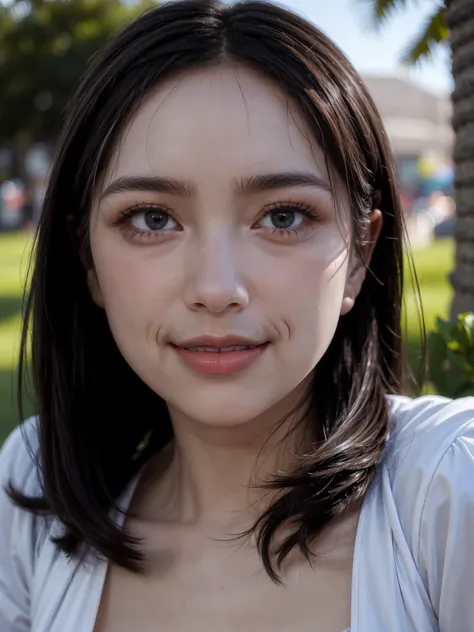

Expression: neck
xmin=141 ymin=388 xmax=309 ymax=530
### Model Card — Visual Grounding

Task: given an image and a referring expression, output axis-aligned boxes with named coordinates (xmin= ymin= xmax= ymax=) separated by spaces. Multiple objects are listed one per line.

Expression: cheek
xmin=245 ymin=242 xmax=349 ymax=393
xmin=90 ymin=234 xmax=179 ymax=333
xmin=256 ymin=238 xmax=349 ymax=383
xmin=260 ymin=238 xmax=349 ymax=330
xmin=90 ymin=243 xmax=179 ymax=387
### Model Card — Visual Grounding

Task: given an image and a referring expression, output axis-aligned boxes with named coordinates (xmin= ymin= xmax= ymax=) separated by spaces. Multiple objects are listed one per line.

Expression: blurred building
xmin=362 ymin=74 xmax=454 ymax=210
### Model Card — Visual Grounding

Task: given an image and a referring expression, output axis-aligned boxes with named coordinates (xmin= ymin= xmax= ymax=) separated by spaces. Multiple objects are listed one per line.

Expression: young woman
xmin=1 ymin=1 xmax=473 ymax=630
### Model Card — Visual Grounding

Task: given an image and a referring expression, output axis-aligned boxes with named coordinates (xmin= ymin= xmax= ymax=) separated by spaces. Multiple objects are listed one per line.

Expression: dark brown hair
xmin=11 ymin=0 xmax=407 ymax=582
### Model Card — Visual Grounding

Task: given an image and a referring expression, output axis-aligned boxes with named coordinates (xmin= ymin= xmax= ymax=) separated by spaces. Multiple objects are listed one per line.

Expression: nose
xmin=184 ymin=237 xmax=250 ymax=314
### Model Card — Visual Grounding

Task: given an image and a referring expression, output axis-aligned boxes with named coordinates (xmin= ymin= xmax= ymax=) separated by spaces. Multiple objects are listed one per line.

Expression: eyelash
xmin=253 ymin=201 xmax=319 ymax=239
xmin=114 ymin=200 xmax=319 ymax=243
xmin=113 ymin=203 xmax=177 ymax=243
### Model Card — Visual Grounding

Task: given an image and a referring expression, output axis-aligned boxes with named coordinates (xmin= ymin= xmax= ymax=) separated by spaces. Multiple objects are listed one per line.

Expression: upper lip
xmin=172 ymin=335 xmax=267 ymax=349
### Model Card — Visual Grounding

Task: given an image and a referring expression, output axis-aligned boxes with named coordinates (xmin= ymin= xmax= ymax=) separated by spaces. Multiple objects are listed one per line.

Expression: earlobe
xmin=340 ymin=264 xmax=366 ymax=316
xmin=340 ymin=207 xmax=383 ymax=316
xmin=87 ymin=268 xmax=105 ymax=308
xmin=340 ymin=295 xmax=355 ymax=316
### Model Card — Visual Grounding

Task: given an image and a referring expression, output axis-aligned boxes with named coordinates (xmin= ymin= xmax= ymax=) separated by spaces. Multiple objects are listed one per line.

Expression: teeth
xmin=220 ymin=345 xmax=258 ymax=352
xmin=186 ymin=345 xmax=259 ymax=352
xmin=190 ymin=347 xmax=220 ymax=353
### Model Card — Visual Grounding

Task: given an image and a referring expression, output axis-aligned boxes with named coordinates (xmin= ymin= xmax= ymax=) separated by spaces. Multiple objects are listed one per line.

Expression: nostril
xmin=186 ymin=285 xmax=250 ymax=313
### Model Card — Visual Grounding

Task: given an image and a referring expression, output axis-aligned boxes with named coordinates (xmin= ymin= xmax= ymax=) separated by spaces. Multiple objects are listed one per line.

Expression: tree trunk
xmin=446 ymin=0 xmax=474 ymax=317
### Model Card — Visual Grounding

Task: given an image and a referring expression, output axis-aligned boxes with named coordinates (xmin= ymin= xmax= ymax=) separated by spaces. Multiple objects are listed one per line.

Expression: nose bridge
xmin=185 ymin=225 xmax=249 ymax=312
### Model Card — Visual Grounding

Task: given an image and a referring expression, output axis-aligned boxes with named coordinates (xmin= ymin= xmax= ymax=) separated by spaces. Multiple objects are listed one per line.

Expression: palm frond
xmin=359 ymin=0 xmax=411 ymax=28
xmin=372 ymin=0 xmax=411 ymax=20
xmin=401 ymin=5 xmax=448 ymax=65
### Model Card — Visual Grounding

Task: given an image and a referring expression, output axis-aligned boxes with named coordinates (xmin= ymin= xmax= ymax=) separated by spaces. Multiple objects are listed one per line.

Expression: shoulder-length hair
xmin=11 ymin=0 xmax=407 ymax=582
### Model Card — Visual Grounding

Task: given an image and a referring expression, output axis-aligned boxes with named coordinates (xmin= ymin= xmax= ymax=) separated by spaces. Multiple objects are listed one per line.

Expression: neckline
xmin=87 ymin=464 xmax=371 ymax=632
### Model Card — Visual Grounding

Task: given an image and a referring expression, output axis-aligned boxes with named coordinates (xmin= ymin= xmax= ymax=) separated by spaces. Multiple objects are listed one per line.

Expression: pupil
xmin=145 ymin=210 xmax=168 ymax=230
xmin=271 ymin=209 xmax=295 ymax=229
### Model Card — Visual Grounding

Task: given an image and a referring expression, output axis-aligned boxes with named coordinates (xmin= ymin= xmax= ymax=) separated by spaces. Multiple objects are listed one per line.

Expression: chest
xmin=93 ymin=524 xmax=354 ymax=632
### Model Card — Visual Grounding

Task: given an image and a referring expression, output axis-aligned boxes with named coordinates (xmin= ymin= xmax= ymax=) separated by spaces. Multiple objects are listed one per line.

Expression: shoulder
xmin=385 ymin=394 xmax=474 ymax=481
xmin=0 ymin=417 xmax=42 ymax=495
xmin=378 ymin=395 xmax=474 ymax=623
xmin=0 ymin=418 xmax=43 ymax=630
xmin=383 ymin=394 xmax=474 ymax=509
xmin=387 ymin=392 xmax=474 ymax=439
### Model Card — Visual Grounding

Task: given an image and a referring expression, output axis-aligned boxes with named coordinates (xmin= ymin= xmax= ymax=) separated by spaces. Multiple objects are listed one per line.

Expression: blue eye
xmin=259 ymin=208 xmax=305 ymax=230
xmin=130 ymin=208 xmax=178 ymax=231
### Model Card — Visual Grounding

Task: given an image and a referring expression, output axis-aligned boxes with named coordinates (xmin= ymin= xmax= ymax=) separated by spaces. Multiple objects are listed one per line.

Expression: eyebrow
xmin=99 ymin=170 xmax=332 ymax=202
xmin=235 ymin=172 xmax=332 ymax=195
xmin=99 ymin=175 xmax=195 ymax=201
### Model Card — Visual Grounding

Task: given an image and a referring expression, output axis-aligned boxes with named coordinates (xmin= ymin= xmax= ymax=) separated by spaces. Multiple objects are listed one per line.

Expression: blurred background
xmin=0 ymin=0 xmax=466 ymax=444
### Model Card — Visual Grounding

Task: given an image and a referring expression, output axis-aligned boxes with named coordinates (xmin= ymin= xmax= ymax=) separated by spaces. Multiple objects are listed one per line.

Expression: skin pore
xmin=89 ymin=63 xmax=382 ymax=632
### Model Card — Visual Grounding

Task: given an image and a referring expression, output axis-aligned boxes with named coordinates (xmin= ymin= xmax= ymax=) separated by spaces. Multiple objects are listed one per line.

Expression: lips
xmin=182 ymin=344 xmax=260 ymax=353
xmin=172 ymin=334 xmax=266 ymax=350
xmin=170 ymin=336 xmax=269 ymax=375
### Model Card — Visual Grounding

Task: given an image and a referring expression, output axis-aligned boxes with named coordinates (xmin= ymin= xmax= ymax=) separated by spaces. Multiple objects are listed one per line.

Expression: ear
xmin=340 ymin=207 xmax=383 ymax=316
xmin=66 ymin=215 xmax=104 ymax=308
xmin=87 ymin=268 xmax=105 ymax=308
xmin=67 ymin=214 xmax=105 ymax=308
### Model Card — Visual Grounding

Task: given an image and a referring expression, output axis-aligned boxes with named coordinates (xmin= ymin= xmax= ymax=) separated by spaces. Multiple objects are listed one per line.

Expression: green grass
xmin=403 ymin=239 xmax=453 ymax=386
xmin=404 ymin=239 xmax=453 ymax=335
xmin=0 ymin=233 xmax=454 ymax=446
xmin=0 ymin=233 xmax=33 ymax=444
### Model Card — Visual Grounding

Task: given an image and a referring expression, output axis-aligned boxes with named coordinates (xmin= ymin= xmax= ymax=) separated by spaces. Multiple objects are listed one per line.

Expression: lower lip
xmin=172 ymin=343 xmax=269 ymax=375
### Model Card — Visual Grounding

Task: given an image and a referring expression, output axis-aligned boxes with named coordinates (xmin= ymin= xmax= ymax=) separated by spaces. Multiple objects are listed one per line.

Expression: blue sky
xmin=283 ymin=0 xmax=451 ymax=96
xmin=1 ymin=0 xmax=451 ymax=95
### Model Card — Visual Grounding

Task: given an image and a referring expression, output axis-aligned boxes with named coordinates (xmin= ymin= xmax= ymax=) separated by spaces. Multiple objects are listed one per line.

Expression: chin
xmin=165 ymin=384 xmax=285 ymax=429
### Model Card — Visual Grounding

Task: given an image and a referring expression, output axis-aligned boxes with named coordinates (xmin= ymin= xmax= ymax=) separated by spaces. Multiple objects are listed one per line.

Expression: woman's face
xmin=89 ymin=64 xmax=373 ymax=427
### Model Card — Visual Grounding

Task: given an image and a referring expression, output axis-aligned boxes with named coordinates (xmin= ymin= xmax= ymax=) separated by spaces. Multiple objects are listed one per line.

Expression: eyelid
xmin=114 ymin=202 xmax=177 ymax=225
xmin=113 ymin=200 xmax=320 ymax=229
xmin=252 ymin=200 xmax=320 ymax=227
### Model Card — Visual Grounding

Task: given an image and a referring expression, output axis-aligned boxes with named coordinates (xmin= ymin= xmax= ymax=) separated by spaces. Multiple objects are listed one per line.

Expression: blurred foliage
xmin=0 ymin=0 xmax=155 ymax=143
xmin=361 ymin=0 xmax=449 ymax=64
xmin=428 ymin=313 xmax=474 ymax=397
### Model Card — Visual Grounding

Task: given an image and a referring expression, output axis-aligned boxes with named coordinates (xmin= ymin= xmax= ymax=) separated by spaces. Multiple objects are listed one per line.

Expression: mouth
xmin=177 ymin=344 xmax=264 ymax=353
xmin=171 ymin=334 xmax=268 ymax=350
xmin=170 ymin=337 xmax=270 ymax=375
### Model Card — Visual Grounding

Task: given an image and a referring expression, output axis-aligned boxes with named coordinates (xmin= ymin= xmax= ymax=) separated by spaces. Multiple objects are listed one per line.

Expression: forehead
xmin=103 ymin=63 xmax=331 ymax=186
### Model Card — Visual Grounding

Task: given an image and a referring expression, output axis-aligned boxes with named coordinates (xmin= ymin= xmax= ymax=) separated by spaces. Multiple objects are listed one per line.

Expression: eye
xmin=130 ymin=208 xmax=178 ymax=231
xmin=258 ymin=208 xmax=305 ymax=230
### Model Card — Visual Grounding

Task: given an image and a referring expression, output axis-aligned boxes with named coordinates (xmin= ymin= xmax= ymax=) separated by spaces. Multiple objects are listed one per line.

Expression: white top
xmin=1 ymin=394 xmax=474 ymax=632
